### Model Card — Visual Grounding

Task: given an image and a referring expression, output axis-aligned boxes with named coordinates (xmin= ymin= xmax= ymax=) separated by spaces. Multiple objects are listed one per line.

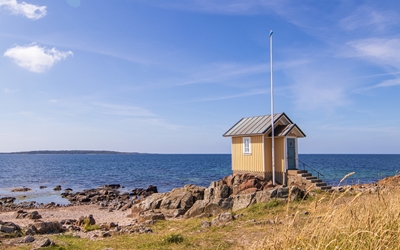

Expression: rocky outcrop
xmin=0 ymin=220 xmax=21 ymax=235
xmin=61 ymin=184 xmax=158 ymax=212
xmin=27 ymin=221 xmax=64 ymax=234
xmin=131 ymin=174 xmax=308 ymax=220
xmin=15 ymin=210 xmax=42 ymax=220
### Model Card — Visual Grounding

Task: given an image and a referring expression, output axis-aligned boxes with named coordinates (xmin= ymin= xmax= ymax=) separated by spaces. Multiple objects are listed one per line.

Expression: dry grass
xmin=259 ymin=185 xmax=400 ymax=249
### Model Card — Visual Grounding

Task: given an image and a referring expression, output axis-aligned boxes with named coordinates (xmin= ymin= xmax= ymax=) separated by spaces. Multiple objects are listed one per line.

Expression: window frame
xmin=243 ymin=137 xmax=251 ymax=155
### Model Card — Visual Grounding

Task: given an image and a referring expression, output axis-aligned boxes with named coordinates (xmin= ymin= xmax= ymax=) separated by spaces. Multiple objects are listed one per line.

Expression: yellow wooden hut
xmin=223 ymin=113 xmax=306 ymax=185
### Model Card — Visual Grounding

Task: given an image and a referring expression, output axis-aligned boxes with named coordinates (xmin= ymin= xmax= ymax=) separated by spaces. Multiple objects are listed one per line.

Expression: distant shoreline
xmin=0 ymin=150 xmax=142 ymax=155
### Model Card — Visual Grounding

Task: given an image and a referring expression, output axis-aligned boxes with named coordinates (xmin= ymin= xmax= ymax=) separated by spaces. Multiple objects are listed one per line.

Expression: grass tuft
xmin=162 ymin=233 xmax=184 ymax=244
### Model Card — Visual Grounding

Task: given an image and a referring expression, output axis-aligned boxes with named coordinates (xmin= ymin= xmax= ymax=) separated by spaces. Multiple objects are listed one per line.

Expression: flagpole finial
xmin=269 ymin=30 xmax=273 ymax=37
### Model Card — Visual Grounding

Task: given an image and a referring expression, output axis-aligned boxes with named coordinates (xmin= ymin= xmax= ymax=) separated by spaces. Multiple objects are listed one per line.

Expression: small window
xmin=243 ymin=137 xmax=251 ymax=154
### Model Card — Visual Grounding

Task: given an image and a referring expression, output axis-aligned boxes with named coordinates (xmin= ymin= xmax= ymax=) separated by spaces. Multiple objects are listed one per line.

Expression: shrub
xmin=162 ymin=233 xmax=184 ymax=244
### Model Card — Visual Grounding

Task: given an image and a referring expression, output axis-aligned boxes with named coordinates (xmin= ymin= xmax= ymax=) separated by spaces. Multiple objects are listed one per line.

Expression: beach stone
xmin=21 ymin=235 xmax=35 ymax=243
xmin=31 ymin=221 xmax=64 ymax=234
xmin=53 ymin=185 xmax=62 ymax=191
xmin=25 ymin=228 xmax=35 ymax=235
xmin=34 ymin=238 xmax=53 ymax=248
xmin=0 ymin=197 xmax=16 ymax=204
xmin=102 ymin=231 xmax=112 ymax=237
xmin=11 ymin=187 xmax=31 ymax=192
xmin=0 ymin=224 xmax=16 ymax=233
xmin=39 ymin=186 xmax=47 ymax=189
xmin=28 ymin=211 xmax=42 ymax=220
xmin=0 ymin=221 xmax=20 ymax=234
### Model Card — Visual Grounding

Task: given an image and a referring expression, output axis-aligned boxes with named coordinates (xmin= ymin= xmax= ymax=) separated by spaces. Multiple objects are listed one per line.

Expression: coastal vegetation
xmin=5 ymin=177 xmax=400 ymax=249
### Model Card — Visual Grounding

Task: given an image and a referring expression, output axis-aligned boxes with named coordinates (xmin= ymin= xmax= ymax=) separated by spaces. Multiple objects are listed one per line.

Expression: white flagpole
xmin=270 ymin=30 xmax=276 ymax=186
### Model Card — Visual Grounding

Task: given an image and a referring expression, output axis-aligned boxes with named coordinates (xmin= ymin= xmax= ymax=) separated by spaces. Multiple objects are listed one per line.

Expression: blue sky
xmin=0 ymin=0 xmax=399 ymax=154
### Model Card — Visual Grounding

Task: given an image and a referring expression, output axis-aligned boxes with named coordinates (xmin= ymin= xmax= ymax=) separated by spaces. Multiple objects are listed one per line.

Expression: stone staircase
xmin=288 ymin=170 xmax=332 ymax=191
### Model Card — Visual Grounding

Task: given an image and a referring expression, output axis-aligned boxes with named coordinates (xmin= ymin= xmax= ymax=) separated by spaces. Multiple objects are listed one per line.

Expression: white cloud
xmin=347 ymin=38 xmax=400 ymax=70
xmin=149 ymin=0 xmax=277 ymax=15
xmin=339 ymin=6 xmax=400 ymax=33
xmin=92 ymin=103 xmax=156 ymax=117
xmin=3 ymin=88 xmax=18 ymax=93
xmin=367 ymin=78 xmax=400 ymax=90
xmin=4 ymin=43 xmax=73 ymax=73
xmin=0 ymin=0 xmax=46 ymax=20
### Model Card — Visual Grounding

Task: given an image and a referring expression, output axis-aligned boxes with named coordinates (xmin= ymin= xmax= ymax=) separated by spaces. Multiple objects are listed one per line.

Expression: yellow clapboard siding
xmin=232 ymin=136 xmax=264 ymax=173
xmin=264 ymin=137 xmax=285 ymax=173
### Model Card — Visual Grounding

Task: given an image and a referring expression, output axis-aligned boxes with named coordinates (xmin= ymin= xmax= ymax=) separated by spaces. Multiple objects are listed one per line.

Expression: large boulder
xmin=29 ymin=221 xmax=64 ymax=234
xmin=232 ymin=193 xmax=257 ymax=211
xmin=184 ymin=200 xmax=208 ymax=218
xmin=138 ymin=210 xmax=165 ymax=222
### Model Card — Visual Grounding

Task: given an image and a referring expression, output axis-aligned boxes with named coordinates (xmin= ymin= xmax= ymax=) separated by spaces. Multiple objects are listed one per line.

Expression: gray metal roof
xmin=223 ymin=113 xmax=286 ymax=137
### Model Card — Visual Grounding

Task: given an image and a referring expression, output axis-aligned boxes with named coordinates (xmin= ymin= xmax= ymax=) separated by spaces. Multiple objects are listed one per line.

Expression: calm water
xmin=0 ymin=154 xmax=399 ymax=204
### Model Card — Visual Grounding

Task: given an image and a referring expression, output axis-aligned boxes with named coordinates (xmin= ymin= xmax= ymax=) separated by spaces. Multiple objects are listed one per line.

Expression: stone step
xmin=298 ymin=173 xmax=312 ymax=177
xmin=305 ymin=176 xmax=318 ymax=180
xmin=288 ymin=170 xmax=308 ymax=176
xmin=310 ymin=179 xmax=322 ymax=183
xmin=320 ymin=186 xmax=332 ymax=190
xmin=315 ymin=182 xmax=327 ymax=187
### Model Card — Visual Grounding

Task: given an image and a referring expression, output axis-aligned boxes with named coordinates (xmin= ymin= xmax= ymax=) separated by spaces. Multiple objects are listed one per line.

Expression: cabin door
xmin=287 ymin=138 xmax=296 ymax=170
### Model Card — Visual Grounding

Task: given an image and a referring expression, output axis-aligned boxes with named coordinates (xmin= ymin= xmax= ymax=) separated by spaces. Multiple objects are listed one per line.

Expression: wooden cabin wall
xmin=264 ymin=137 xmax=285 ymax=173
xmin=231 ymin=135 xmax=264 ymax=173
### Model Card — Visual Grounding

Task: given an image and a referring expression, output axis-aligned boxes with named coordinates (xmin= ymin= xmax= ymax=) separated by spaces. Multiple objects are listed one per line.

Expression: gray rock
xmin=211 ymin=212 xmax=235 ymax=226
xmin=0 ymin=225 xmax=16 ymax=233
xmin=102 ymin=231 xmax=112 ymax=237
xmin=21 ymin=235 xmax=35 ymax=243
xmin=254 ymin=190 xmax=273 ymax=203
xmin=31 ymin=221 xmax=63 ymax=234
xmin=139 ymin=210 xmax=165 ymax=222
xmin=232 ymin=193 xmax=256 ymax=211
xmin=185 ymin=200 xmax=207 ymax=218
xmin=34 ymin=238 xmax=53 ymax=248
xmin=29 ymin=211 xmax=42 ymax=220
xmin=201 ymin=220 xmax=211 ymax=228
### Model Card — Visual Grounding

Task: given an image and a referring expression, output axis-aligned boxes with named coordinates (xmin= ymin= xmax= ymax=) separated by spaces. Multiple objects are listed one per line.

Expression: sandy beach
xmin=0 ymin=204 xmax=134 ymax=228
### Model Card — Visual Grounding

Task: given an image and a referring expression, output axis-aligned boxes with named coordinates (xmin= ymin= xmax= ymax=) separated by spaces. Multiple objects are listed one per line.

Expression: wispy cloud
xmin=347 ymin=38 xmax=400 ymax=70
xmin=91 ymin=103 xmax=156 ymax=117
xmin=0 ymin=0 xmax=46 ymax=20
xmin=365 ymin=78 xmax=400 ymax=90
xmin=148 ymin=0 xmax=278 ymax=15
xmin=173 ymin=59 xmax=307 ymax=87
xmin=4 ymin=43 xmax=73 ymax=73
xmin=339 ymin=6 xmax=400 ymax=33
xmin=3 ymin=88 xmax=18 ymax=93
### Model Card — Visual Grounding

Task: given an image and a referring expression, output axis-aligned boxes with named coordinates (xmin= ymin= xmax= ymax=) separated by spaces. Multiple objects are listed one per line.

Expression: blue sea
xmin=0 ymin=154 xmax=399 ymax=204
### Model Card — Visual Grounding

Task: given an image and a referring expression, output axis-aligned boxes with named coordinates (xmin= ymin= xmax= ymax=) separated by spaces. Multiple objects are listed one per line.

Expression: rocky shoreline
xmin=0 ymin=173 xmax=394 ymax=249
